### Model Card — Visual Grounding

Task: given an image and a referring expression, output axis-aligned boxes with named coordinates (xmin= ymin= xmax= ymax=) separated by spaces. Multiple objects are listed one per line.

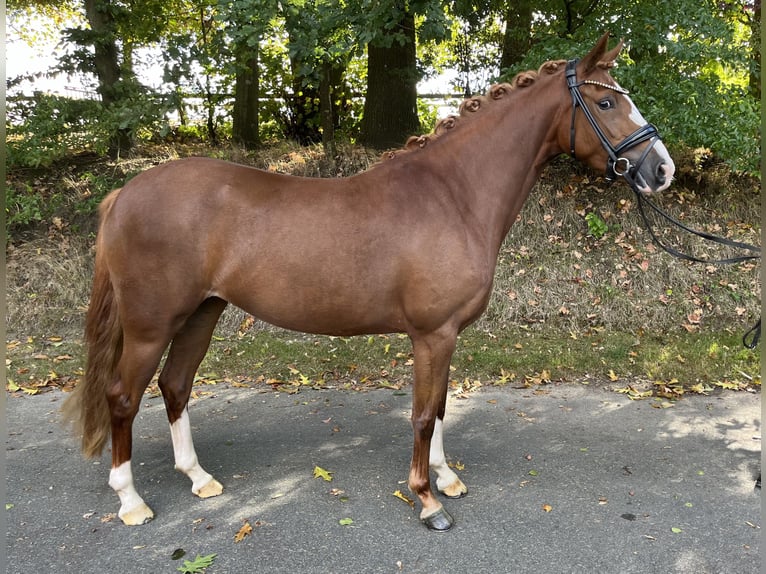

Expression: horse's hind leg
xmin=158 ymin=297 xmax=227 ymax=499
xmin=108 ymin=335 xmax=170 ymax=525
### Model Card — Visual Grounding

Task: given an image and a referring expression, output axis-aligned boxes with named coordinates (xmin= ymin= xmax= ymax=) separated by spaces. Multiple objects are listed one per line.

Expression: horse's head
xmin=560 ymin=33 xmax=675 ymax=194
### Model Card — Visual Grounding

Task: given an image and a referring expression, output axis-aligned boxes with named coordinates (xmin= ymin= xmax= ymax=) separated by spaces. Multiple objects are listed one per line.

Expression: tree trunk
xmin=359 ymin=7 xmax=420 ymax=150
xmin=500 ymin=0 xmax=532 ymax=71
xmin=319 ymin=61 xmax=336 ymax=157
xmin=748 ymin=0 xmax=760 ymax=100
xmin=84 ymin=0 xmax=132 ymax=157
xmin=232 ymin=47 xmax=260 ymax=149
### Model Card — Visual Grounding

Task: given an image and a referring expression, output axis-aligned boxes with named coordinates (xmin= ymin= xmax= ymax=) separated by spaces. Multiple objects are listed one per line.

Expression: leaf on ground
xmin=339 ymin=517 xmax=354 ymax=526
xmin=234 ymin=520 xmax=252 ymax=542
xmin=688 ymin=382 xmax=710 ymax=395
xmin=651 ymin=400 xmax=675 ymax=409
xmin=615 ymin=385 xmax=653 ymax=400
xmin=177 ymin=553 xmax=217 ymax=574
xmin=313 ymin=465 xmax=333 ymax=481
xmin=671 ymin=527 xmax=683 ymax=533
xmin=393 ymin=490 xmax=415 ymax=508
xmin=542 ymin=504 xmax=553 ymax=512
xmin=171 ymin=549 xmax=186 ymax=561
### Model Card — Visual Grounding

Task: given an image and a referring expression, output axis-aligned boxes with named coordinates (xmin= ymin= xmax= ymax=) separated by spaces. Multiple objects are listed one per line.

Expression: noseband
xmin=566 ymin=59 xmax=660 ymax=190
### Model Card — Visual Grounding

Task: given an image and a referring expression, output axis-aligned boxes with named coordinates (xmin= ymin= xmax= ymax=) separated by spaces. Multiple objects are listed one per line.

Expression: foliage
xmin=584 ymin=212 xmax=608 ymax=239
xmin=176 ymin=553 xmax=217 ymax=574
xmin=6 ymin=93 xmax=109 ymax=167
xmin=6 ymin=0 xmax=760 ymax=172
xmin=500 ymin=0 xmax=760 ymax=176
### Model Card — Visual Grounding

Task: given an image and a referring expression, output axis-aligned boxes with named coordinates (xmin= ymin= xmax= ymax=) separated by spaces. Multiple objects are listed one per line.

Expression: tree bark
xmin=232 ymin=47 xmax=260 ymax=149
xmin=84 ymin=0 xmax=132 ymax=157
xmin=500 ymin=0 xmax=532 ymax=71
xmin=359 ymin=7 xmax=420 ymax=150
xmin=319 ymin=61 xmax=336 ymax=157
xmin=748 ymin=0 xmax=760 ymax=100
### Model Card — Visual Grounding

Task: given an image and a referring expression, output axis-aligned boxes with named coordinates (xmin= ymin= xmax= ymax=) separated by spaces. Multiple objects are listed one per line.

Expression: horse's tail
xmin=62 ymin=188 xmax=124 ymax=459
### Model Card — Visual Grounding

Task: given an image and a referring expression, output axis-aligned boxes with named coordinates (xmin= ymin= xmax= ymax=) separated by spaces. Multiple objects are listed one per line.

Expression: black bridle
xmin=566 ymin=59 xmax=660 ymax=188
xmin=566 ymin=58 xmax=761 ymax=349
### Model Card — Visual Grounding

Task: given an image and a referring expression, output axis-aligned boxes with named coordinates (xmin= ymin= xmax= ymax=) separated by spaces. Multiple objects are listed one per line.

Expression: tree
xmin=83 ymin=0 xmax=132 ymax=156
xmin=283 ymin=0 xmax=357 ymax=150
xmin=499 ymin=0 xmax=532 ymax=71
xmin=355 ymin=0 xmax=448 ymax=149
xmin=217 ymin=0 xmax=276 ymax=148
xmin=358 ymin=2 xmax=420 ymax=149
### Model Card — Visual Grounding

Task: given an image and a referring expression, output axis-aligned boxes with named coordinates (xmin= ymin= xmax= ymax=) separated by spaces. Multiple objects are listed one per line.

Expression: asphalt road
xmin=6 ymin=383 xmax=761 ymax=573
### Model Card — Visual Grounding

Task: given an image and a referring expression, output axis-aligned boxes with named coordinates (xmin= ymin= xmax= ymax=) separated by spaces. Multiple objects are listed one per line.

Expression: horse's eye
xmin=598 ymin=99 xmax=614 ymax=111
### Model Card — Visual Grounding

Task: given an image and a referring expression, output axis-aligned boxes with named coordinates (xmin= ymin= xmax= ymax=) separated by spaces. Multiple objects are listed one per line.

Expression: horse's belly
xmin=220 ymin=277 xmax=406 ymax=337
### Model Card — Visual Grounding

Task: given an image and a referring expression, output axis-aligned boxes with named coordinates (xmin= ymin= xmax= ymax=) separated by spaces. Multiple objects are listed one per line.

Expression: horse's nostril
xmin=656 ymin=163 xmax=667 ymax=184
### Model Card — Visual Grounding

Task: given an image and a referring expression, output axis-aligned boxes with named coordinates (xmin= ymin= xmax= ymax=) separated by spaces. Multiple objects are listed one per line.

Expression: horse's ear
xmin=580 ymin=32 xmax=623 ymax=73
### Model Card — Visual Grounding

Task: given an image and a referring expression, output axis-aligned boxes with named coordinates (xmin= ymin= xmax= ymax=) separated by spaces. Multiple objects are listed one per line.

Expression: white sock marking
xmin=429 ymin=418 xmax=460 ymax=492
xmin=170 ymin=408 xmax=216 ymax=493
xmin=109 ymin=460 xmax=147 ymax=518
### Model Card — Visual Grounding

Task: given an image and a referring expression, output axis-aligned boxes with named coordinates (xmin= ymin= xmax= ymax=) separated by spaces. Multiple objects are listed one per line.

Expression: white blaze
xmin=620 ymin=91 xmax=675 ymax=189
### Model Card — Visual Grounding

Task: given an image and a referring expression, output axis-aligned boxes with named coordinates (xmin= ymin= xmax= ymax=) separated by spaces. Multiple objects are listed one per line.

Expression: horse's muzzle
xmin=629 ymin=141 xmax=675 ymax=194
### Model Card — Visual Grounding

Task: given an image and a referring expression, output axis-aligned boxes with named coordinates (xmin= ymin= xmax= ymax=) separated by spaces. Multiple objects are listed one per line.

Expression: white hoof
xmin=119 ymin=501 xmax=155 ymax=525
xmin=194 ymin=477 xmax=223 ymax=499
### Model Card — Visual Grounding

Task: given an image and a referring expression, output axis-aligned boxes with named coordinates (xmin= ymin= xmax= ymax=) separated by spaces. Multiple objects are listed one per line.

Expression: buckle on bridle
xmin=612 ymin=157 xmax=632 ymax=177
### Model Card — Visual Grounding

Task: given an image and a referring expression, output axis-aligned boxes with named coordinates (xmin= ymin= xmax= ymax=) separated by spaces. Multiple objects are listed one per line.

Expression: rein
xmin=566 ymin=58 xmax=761 ymax=349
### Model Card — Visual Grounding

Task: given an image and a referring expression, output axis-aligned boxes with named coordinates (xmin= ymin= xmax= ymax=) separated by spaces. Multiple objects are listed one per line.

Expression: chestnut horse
xmin=63 ymin=34 xmax=674 ymax=531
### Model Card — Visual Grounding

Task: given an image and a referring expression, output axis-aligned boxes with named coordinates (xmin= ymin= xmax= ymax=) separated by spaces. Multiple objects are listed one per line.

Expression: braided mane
xmin=379 ymin=57 xmax=617 ymax=161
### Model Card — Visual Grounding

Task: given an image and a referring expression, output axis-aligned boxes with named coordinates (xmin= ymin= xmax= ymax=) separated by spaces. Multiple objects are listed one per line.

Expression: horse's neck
xmin=431 ymin=85 xmax=563 ymax=248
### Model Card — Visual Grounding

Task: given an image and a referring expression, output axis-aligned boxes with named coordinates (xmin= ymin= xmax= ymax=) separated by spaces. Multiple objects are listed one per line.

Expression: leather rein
xmin=565 ymin=58 xmax=761 ymax=348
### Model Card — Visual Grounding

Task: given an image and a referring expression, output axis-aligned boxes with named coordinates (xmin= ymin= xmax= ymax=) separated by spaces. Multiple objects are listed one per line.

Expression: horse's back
xmin=98 ymin=156 xmax=492 ymax=337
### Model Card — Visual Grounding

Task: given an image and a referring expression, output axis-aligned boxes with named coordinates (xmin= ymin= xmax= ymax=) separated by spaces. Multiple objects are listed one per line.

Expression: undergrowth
xmin=5 ymin=142 xmax=761 ymax=394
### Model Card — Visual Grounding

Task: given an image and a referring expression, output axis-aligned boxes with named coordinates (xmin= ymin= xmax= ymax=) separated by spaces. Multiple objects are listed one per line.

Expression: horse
xmin=63 ymin=33 xmax=675 ymax=531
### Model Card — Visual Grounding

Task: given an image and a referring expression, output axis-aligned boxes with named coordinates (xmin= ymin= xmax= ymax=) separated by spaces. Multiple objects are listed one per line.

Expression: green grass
xmin=197 ymin=325 xmax=759 ymax=392
xmin=6 ymin=324 xmax=759 ymax=399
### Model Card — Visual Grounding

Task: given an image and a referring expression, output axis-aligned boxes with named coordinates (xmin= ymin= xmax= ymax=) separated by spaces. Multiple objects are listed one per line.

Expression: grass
xmin=5 ymin=141 xmax=762 ymax=399
xmin=6 ymin=325 xmax=759 ymax=399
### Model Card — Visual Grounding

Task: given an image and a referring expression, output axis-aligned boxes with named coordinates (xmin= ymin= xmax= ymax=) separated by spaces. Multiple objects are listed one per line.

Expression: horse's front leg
xmin=159 ymin=298 xmax=227 ymax=499
xmin=430 ymin=417 xmax=468 ymax=499
xmin=408 ymin=327 xmax=464 ymax=531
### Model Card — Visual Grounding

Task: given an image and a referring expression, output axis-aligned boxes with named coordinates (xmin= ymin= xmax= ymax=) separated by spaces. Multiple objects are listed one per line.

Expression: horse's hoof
xmin=439 ymin=480 xmax=468 ymax=499
xmin=421 ymin=506 xmax=454 ymax=531
xmin=194 ymin=478 xmax=223 ymax=499
xmin=119 ymin=502 xmax=154 ymax=526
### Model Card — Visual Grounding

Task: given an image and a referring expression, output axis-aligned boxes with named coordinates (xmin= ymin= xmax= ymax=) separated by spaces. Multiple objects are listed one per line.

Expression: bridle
xmin=565 ymin=59 xmax=660 ymax=189
xmin=566 ymin=58 xmax=761 ymax=349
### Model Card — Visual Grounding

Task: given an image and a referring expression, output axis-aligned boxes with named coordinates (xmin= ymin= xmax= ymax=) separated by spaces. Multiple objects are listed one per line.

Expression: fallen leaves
xmin=313 ymin=466 xmax=334 ymax=482
xmin=615 ymin=385 xmax=653 ymax=400
xmin=234 ymin=520 xmax=252 ymax=543
xmin=177 ymin=553 xmax=217 ymax=574
xmin=393 ymin=490 xmax=415 ymax=508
